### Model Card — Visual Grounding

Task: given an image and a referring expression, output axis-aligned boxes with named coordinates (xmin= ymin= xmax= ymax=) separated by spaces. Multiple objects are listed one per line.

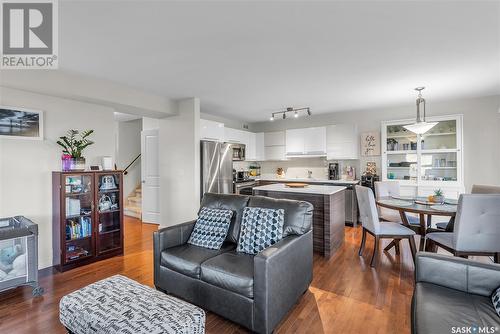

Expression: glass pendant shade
xmin=403 ymin=121 xmax=438 ymax=134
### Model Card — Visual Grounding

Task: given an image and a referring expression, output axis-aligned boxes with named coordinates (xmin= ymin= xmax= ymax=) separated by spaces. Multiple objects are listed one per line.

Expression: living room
xmin=0 ymin=1 xmax=499 ymax=333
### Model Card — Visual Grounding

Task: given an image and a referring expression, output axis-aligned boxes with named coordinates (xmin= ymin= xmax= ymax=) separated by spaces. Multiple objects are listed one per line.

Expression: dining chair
xmin=425 ymin=194 xmax=500 ymax=263
xmin=435 ymin=184 xmax=500 ymax=231
xmin=356 ymin=185 xmax=417 ymax=267
xmin=374 ymin=181 xmax=420 ymax=226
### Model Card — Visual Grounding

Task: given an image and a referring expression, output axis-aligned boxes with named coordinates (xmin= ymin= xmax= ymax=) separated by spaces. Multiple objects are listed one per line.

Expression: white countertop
xmin=253 ymin=183 xmax=346 ymax=195
xmin=252 ymin=177 xmax=359 ymax=185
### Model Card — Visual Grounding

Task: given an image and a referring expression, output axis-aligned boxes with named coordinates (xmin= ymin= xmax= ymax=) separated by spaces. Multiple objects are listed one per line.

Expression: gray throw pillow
xmin=237 ymin=207 xmax=284 ymax=255
xmin=188 ymin=207 xmax=233 ymax=250
xmin=493 ymin=286 xmax=500 ymax=317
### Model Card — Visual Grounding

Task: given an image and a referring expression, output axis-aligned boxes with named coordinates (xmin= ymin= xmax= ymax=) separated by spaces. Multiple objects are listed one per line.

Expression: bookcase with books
xmin=52 ymin=171 xmax=123 ymax=272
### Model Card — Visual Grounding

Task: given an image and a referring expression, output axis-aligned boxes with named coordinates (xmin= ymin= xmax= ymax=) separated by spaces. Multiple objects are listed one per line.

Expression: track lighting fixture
xmin=269 ymin=107 xmax=311 ymax=121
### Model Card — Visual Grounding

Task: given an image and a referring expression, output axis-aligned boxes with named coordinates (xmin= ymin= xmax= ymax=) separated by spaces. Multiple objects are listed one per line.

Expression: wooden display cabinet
xmin=52 ymin=171 xmax=124 ymax=272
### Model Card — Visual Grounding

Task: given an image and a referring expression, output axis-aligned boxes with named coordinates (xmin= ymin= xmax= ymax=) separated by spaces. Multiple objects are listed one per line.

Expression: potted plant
xmin=432 ymin=189 xmax=445 ymax=204
xmin=57 ymin=130 xmax=94 ymax=171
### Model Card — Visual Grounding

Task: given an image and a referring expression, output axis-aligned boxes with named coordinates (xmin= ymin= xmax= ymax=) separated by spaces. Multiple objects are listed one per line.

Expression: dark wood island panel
xmin=253 ymin=188 xmax=345 ymax=258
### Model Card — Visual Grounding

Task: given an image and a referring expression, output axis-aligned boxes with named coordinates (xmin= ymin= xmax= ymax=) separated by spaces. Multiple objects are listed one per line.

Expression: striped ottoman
xmin=59 ymin=275 xmax=205 ymax=334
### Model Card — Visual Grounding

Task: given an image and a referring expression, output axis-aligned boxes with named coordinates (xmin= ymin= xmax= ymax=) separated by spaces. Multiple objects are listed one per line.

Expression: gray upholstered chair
xmin=435 ymin=184 xmax=500 ymax=230
xmin=412 ymin=252 xmax=500 ymax=334
xmin=374 ymin=181 xmax=419 ymax=226
xmin=356 ymin=185 xmax=417 ymax=267
xmin=425 ymin=194 xmax=500 ymax=263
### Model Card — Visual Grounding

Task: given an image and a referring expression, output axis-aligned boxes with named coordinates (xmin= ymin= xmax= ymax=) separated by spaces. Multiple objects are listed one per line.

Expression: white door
xmin=141 ymin=129 xmax=160 ymax=224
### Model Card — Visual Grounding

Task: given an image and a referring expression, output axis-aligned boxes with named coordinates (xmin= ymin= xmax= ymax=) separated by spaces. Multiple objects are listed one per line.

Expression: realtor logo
xmin=1 ymin=0 xmax=58 ymax=69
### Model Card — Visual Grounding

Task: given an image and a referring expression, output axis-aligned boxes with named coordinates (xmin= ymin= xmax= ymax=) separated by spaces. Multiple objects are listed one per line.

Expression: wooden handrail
xmin=123 ymin=154 xmax=141 ymax=175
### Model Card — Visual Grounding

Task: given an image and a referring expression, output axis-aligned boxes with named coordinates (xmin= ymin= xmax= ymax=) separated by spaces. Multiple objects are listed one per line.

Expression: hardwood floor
xmin=0 ymin=216 xmax=418 ymax=334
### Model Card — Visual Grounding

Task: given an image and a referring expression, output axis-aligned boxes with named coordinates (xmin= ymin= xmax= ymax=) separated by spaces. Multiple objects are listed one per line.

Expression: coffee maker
xmin=328 ymin=163 xmax=339 ymax=180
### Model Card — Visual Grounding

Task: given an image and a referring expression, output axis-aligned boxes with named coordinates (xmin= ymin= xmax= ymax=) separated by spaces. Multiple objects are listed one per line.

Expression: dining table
xmin=376 ymin=196 xmax=458 ymax=251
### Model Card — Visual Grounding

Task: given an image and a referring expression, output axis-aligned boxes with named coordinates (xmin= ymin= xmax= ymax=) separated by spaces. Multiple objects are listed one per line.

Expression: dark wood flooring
xmin=0 ymin=217 xmax=434 ymax=333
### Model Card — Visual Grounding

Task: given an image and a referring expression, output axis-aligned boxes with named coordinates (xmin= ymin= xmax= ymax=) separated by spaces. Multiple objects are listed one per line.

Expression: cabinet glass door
xmin=64 ymin=174 xmax=93 ymax=262
xmin=96 ymin=173 xmax=122 ymax=254
xmin=420 ymin=152 xmax=458 ymax=182
xmin=420 ymin=119 xmax=457 ymax=150
xmin=386 ymin=152 xmax=418 ymax=181
xmin=386 ymin=124 xmax=418 ymax=152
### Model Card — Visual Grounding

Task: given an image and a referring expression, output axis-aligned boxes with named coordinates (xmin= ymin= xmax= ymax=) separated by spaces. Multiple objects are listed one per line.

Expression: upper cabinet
xmin=224 ymin=127 xmax=248 ymax=144
xmin=264 ymin=131 xmax=285 ymax=146
xmin=248 ymin=132 xmax=265 ymax=161
xmin=264 ymin=131 xmax=286 ymax=160
xmin=200 ymin=119 xmax=224 ymax=142
xmin=326 ymin=124 xmax=358 ymax=160
xmin=286 ymin=127 xmax=326 ymax=157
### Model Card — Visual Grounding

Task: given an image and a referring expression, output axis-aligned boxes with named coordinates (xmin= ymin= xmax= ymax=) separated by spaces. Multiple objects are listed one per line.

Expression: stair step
xmin=128 ymin=196 xmax=142 ymax=204
xmin=124 ymin=209 xmax=141 ymax=219
xmin=135 ymin=188 xmax=142 ymax=194
xmin=125 ymin=205 xmax=141 ymax=213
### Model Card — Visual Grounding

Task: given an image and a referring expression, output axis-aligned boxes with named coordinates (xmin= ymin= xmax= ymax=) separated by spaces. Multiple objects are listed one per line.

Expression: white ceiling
xmin=60 ymin=1 xmax=500 ymax=122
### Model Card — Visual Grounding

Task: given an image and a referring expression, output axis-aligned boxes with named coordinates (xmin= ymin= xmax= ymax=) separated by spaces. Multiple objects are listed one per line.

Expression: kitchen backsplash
xmin=234 ymin=156 xmax=382 ymax=180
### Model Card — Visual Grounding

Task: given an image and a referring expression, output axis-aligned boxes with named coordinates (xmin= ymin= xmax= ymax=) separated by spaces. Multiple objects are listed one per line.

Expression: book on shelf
xmin=66 ymin=217 xmax=92 ymax=240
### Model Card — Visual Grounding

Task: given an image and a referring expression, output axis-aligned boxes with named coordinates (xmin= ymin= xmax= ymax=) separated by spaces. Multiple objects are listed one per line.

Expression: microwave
xmin=229 ymin=143 xmax=246 ymax=161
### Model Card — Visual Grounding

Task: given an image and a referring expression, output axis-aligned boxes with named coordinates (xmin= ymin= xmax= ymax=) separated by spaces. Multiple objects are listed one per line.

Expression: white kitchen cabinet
xmin=247 ymin=132 xmax=265 ymax=161
xmin=264 ymin=146 xmax=286 ymax=161
xmin=326 ymin=124 xmax=358 ymax=160
xmin=285 ymin=128 xmax=306 ymax=155
xmin=286 ymin=127 xmax=326 ymax=156
xmin=254 ymin=133 xmax=265 ymax=161
xmin=200 ymin=119 xmax=224 ymax=142
xmin=264 ymin=131 xmax=285 ymax=147
xmin=246 ymin=132 xmax=257 ymax=160
xmin=304 ymin=127 xmax=326 ymax=154
xmin=224 ymin=127 xmax=248 ymax=144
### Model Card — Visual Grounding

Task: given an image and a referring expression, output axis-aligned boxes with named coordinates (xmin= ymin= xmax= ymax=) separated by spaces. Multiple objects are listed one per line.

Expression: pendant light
xmin=403 ymin=87 xmax=438 ymax=134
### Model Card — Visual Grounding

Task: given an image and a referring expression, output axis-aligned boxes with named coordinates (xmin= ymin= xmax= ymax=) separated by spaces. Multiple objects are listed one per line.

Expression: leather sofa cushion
xmin=201 ymin=252 xmax=254 ymax=298
xmin=248 ymin=196 xmax=313 ymax=237
xmin=161 ymin=243 xmax=235 ymax=279
xmin=413 ymin=282 xmax=500 ymax=334
xmin=200 ymin=193 xmax=250 ymax=243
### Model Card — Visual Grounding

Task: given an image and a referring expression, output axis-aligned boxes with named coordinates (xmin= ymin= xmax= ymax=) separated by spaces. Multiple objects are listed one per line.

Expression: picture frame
xmin=0 ymin=106 xmax=44 ymax=140
xmin=361 ymin=131 xmax=380 ymax=156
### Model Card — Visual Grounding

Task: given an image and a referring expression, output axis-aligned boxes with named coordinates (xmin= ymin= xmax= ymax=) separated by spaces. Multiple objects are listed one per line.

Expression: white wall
xmin=0 ymin=87 xmax=116 ymax=269
xmin=116 ymin=119 xmax=142 ymax=197
xmin=251 ymin=95 xmax=500 ymax=191
xmin=159 ymin=98 xmax=200 ymax=226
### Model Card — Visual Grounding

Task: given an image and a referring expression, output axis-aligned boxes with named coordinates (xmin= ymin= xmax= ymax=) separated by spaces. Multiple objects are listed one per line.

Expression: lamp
xmin=403 ymin=87 xmax=438 ymax=134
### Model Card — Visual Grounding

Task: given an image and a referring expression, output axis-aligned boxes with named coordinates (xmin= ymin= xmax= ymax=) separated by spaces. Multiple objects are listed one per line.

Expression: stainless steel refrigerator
xmin=200 ymin=141 xmax=233 ymax=198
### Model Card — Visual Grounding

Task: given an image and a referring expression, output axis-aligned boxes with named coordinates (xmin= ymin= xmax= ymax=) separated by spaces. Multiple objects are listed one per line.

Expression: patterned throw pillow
xmin=492 ymin=286 xmax=500 ymax=317
xmin=237 ymin=207 xmax=284 ymax=255
xmin=188 ymin=207 xmax=233 ymax=250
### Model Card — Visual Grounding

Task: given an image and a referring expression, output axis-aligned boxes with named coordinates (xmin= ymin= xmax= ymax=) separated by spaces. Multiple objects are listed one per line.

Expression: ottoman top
xmin=60 ymin=275 xmax=205 ymax=334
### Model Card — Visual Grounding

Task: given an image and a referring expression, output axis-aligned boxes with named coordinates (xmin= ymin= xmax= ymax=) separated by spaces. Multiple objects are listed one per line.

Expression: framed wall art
xmin=361 ymin=131 xmax=380 ymax=156
xmin=0 ymin=106 xmax=44 ymax=140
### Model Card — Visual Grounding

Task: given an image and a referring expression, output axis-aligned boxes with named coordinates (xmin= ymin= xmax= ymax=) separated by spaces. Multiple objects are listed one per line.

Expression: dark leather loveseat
xmin=153 ymin=193 xmax=314 ymax=334
xmin=412 ymin=252 xmax=500 ymax=334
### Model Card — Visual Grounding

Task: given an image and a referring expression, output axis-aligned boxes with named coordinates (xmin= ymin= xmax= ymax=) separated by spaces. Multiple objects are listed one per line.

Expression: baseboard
xmin=38 ymin=265 xmax=57 ymax=278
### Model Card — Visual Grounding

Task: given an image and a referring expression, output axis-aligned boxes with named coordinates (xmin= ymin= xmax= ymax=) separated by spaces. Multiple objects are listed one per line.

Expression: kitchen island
xmin=253 ymin=183 xmax=346 ymax=258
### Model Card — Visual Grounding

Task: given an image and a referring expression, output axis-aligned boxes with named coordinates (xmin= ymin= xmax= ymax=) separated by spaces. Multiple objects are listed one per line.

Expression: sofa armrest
xmin=253 ymin=231 xmax=313 ymax=334
xmin=415 ymin=252 xmax=500 ymax=296
xmin=153 ymin=220 xmax=196 ymax=286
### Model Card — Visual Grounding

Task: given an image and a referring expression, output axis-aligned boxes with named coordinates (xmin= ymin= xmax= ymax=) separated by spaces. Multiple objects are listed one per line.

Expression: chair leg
xmin=370 ymin=236 xmax=380 ymax=268
xmin=384 ymin=240 xmax=396 ymax=252
xmin=418 ymin=236 xmax=425 ymax=252
xmin=358 ymin=228 xmax=367 ymax=256
xmin=394 ymin=239 xmax=400 ymax=255
xmin=408 ymin=236 xmax=417 ymax=264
